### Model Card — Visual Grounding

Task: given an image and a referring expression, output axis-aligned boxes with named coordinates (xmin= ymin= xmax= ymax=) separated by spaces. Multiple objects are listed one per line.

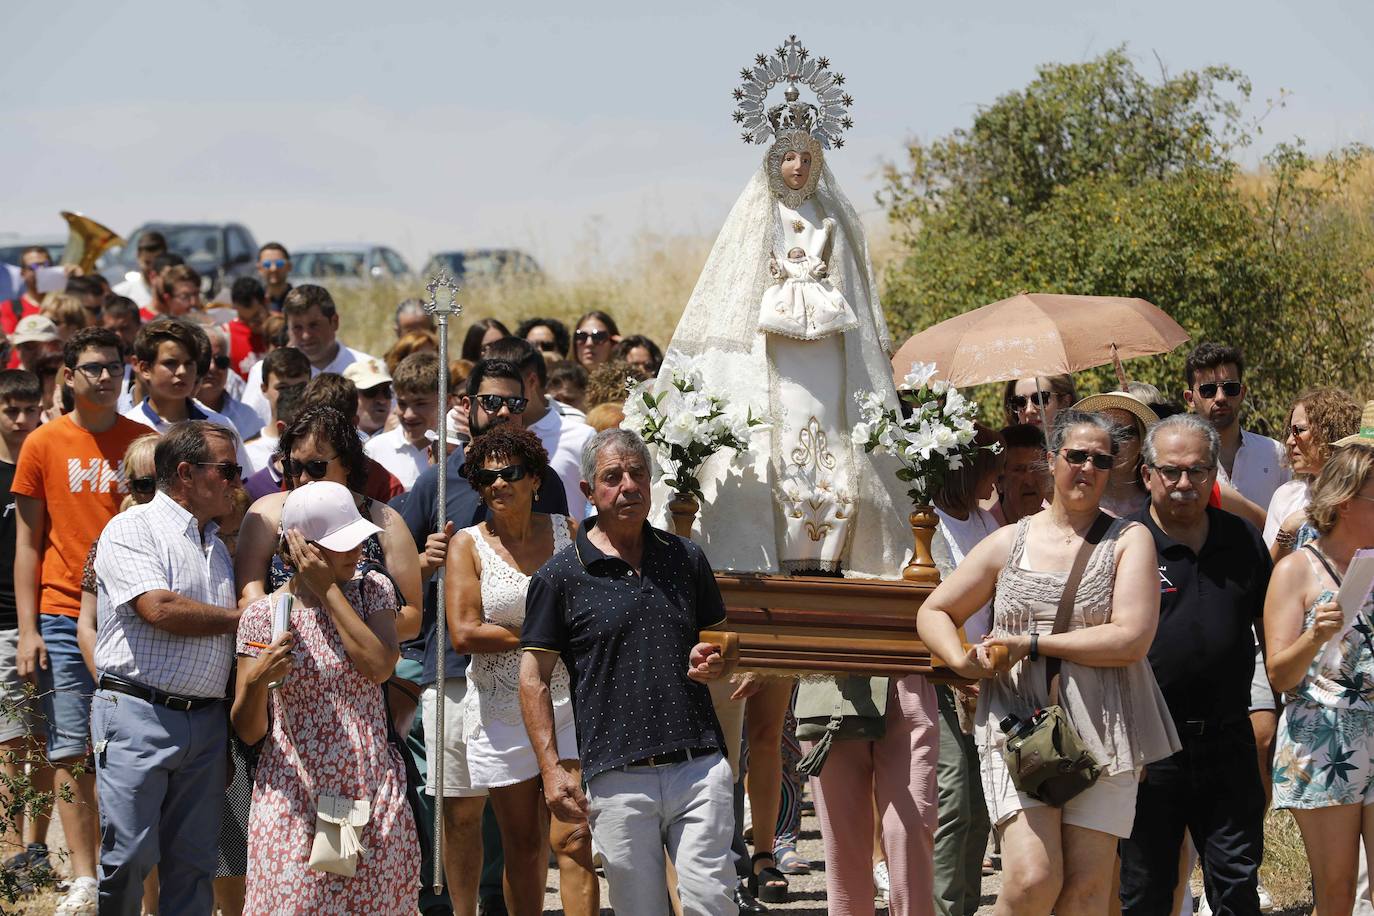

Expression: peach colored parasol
xmin=890 ymin=293 xmax=1189 ymax=387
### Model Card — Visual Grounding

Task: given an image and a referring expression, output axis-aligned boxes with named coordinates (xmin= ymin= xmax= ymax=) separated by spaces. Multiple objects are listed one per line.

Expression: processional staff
xmin=423 ymin=270 xmax=462 ymax=894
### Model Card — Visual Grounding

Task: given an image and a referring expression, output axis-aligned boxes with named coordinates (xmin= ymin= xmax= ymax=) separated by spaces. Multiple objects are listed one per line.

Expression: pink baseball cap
xmin=281 ymin=481 xmax=382 ymax=552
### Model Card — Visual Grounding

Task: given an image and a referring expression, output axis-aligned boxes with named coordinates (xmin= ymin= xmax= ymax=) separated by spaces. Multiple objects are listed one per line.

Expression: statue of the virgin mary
xmin=661 ymin=35 xmax=910 ymax=579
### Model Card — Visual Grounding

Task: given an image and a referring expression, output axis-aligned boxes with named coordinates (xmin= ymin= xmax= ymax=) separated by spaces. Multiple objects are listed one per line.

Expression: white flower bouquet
xmin=621 ymin=358 xmax=766 ymax=501
xmin=852 ymin=361 xmax=998 ymax=506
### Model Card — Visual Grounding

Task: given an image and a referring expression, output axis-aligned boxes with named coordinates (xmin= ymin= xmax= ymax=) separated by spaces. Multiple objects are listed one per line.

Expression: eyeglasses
xmin=24 ymin=261 xmax=52 ymax=270
xmin=474 ymin=394 xmax=528 ymax=415
xmin=472 ymin=464 xmax=528 ymax=487
xmin=1149 ymin=464 xmax=1216 ymax=484
xmin=531 ymin=340 xmax=561 ymax=353
xmin=74 ymin=361 xmax=124 ymax=380
xmin=1287 ymin=423 xmax=1310 ymax=439
xmin=285 ymin=455 xmax=337 ymax=480
xmin=1195 ymin=380 xmax=1242 ymax=399
xmin=1007 ymin=392 xmax=1055 ymax=411
xmin=1057 ymin=449 xmax=1115 ymax=471
xmin=575 ymin=330 xmax=610 ymax=344
xmin=195 ymin=462 xmax=243 ymax=482
xmin=128 ymin=476 xmax=156 ymax=495
xmin=260 ymin=259 xmax=288 ymax=270
xmin=211 ymin=355 xmax=232 ymax=370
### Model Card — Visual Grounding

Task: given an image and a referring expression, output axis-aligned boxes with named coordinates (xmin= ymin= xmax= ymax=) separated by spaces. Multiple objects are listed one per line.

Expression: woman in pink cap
xmin=231 ymin=480 xmax=418 ymax=915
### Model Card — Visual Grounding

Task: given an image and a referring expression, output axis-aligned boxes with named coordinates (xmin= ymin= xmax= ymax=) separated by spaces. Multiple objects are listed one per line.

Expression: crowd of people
xmin=0 ymin=237 xmax=1370 ymax=916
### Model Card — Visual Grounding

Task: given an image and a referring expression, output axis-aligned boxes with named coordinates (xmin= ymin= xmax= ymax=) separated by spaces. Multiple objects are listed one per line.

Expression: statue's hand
xmin=768 ymin=258 xmax=784 ymax=281
xmin=814 ymin=259 xmax=828 ymax=279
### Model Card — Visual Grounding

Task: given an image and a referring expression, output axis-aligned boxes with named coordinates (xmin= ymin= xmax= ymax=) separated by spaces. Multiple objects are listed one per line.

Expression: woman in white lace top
xmin=448 ymin=426 xmax=598 ymax=916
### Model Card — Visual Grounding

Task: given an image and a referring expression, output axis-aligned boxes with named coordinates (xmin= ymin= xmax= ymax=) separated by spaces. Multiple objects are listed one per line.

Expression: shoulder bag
xmin=1000 ymin=513 xmax=1110 ymax=807
xmin=794 ymin=675 xmax=888 ymax=777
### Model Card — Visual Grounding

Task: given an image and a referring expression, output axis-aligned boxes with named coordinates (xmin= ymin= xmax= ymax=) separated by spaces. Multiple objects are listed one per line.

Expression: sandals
xmin=774 ymin=842 xmax=810 ymax=875
xmin=749 ymin=851 xmax=790 ymax=904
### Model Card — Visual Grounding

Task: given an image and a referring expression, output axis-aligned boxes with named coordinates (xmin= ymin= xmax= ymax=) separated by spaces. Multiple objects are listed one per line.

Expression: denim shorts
xmin=36 ymin=615 xmax=95 ymax=761
xmin=0 ymin=628 xmax=38 ymax=744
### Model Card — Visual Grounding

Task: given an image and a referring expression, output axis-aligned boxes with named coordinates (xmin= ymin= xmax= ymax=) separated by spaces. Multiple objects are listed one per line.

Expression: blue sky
xmin=4 ymin=0 xmax=1371 ymax=274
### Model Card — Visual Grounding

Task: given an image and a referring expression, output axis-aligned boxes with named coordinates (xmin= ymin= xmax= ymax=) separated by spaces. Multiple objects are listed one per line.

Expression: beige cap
xmin=343 ymin=358 xmax=391 ymax=392
xmin=10 ymin=315 xmax=60 ymax=346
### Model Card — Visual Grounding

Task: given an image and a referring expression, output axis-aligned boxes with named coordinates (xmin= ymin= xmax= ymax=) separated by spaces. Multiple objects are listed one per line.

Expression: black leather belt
xmin=1177 ymin=716 xmax=1246 ymax=737
xmin=626 ymin=747 xmax=712 ymax=768
xmin=98 ymin=676 xmax=221 ymax=712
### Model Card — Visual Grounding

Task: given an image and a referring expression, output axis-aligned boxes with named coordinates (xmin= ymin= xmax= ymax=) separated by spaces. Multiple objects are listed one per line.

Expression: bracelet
xmin=1274 ymin=528 xmax=1297 ymax=549
xmin=1029 ymin=633 xmax=1040 ymax=662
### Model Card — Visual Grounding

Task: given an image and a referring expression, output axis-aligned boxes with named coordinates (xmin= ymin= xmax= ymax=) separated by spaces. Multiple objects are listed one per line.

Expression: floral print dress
xmin=1272 ymin=546 xmax=1374 ymax=809
xmin=237 ymin=571 xmax=418 ymax=914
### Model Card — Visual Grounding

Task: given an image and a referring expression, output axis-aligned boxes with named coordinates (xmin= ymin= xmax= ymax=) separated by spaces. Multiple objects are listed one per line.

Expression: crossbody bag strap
xmin=1045 ymin=513 xmax=1113 ymax=695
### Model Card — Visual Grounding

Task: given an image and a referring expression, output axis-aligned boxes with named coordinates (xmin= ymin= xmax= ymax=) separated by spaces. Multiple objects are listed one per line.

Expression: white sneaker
xmin=873 ymin=860 xmax=890 ymax=902
xmin=1257 ymin=881 xmax=1275 ymax=912
xmin=54 ymin=877 xmax=97 ymax=916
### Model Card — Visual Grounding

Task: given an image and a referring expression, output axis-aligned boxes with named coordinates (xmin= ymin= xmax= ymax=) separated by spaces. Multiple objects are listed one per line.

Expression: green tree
xmin=880 ymin=47 xmax=1374 ymax=432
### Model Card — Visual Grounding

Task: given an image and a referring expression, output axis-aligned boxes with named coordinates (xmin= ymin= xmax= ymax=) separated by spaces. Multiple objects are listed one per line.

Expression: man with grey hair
xmin=394 ymin=297 xmax=435 ymax=338
xmin=1119 ymin=413 xmax=1270 ymax=915
xmin=520 ymin=428 xmax=736 ymax=915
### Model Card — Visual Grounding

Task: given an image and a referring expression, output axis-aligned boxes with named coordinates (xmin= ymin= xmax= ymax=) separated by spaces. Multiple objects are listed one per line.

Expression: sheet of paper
xmin=35 ymin=267 xmax=67 ymax=294
xmin=1322 ymin=548 xmax=1374 ymax=670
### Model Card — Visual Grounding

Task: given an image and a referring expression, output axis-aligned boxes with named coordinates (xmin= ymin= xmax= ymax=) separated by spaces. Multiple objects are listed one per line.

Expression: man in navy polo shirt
xmin=1120 ymin=414 xmax=1270 ymax=915
xmin=521 ymin=427 xmax=734 ymax=916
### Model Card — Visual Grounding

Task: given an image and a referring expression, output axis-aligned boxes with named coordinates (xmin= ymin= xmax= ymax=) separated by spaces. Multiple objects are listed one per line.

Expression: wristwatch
xmin=1029 ymin=633 xmax=1040 ymax=662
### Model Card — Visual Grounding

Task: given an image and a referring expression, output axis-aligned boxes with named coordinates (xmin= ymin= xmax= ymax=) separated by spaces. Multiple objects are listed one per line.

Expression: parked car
xmin=99 ymin=222 xmax=258 ymax=295
xmin=420 ymin=249 xmax=543 ymax=285
xmin=290 ymin=244 xmax=413 ymax=286
xmin=0 ymin=236 xmax=67 ymax=266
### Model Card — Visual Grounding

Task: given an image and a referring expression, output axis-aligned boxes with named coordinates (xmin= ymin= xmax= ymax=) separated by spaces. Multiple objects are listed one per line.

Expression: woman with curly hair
xmin=1265 ymin=387 xmax=1362 ymax=561
xmin=446 ymin=424 xmax=598 ymax=915
xmin=517 ymin=317 xmax=571 ymax=360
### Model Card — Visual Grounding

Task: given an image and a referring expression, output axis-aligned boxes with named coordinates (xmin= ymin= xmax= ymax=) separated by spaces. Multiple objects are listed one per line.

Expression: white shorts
xmin=1250 ymin=644 xmax=1277 ymax=713
xmin=983 ymin=743 xmax=1140 ymax=839
xmin=421 ymin=679 xmax=487 ymax=798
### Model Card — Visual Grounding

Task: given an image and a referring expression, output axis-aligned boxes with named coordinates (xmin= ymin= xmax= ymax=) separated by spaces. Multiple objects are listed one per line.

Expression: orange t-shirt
xmin=10 ymin=414 xmax=151 ymax=618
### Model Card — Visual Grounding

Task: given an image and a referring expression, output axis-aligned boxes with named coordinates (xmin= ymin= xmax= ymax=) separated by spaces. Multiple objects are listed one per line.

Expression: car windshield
xmin=295 ymin=251 xmax=367 ymax=278
xmin=108 ymin=226 xmax=222 ymax=270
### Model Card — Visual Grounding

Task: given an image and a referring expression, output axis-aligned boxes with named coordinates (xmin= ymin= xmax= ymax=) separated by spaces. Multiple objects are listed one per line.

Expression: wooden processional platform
xmin=700 ymin=573 xmax=996 ymax=684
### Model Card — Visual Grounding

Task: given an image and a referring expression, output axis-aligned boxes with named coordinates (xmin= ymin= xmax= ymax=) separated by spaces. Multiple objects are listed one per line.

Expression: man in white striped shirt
xmin=92 ymin=421 xmax=243 ymax=915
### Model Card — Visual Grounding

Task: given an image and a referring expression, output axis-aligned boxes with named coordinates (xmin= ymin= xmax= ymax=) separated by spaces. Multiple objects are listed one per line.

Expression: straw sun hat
xmin=1071 ymin=391 xmax=1158 ymax=435
xmin=1333 ymin=400 xmax=1374 ymax=447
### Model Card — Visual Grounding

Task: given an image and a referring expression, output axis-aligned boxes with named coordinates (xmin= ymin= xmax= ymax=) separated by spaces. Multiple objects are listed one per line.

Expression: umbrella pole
xmin=424 ymin=270 xmax=463 ymax=895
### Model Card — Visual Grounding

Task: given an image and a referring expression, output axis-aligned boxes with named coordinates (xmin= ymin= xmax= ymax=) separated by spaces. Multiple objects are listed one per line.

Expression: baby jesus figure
xmin=758 ymin=220 xmax=859 ymax=341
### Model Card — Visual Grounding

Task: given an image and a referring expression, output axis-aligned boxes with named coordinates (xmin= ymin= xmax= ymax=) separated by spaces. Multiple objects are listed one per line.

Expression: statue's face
xmin=780 ymin=150 xmax=813 ymax=191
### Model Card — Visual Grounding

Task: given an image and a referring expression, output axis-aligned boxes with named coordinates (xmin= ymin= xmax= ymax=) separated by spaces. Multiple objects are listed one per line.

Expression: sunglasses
xmin=1195 ymin=380 xmax=1242 ymax=399
xmin=472 ymin=464 xmax=528 ymax=487
xmin=74 ymin=361 xmax=124 ymax=381
xmin=1057 ymin=449 xmax=1115 ymax=471
xmin=285 ymin=456 xmax=336 ymax=480
xmin=25 ymin=261 xmax=53 ymax=270
xmin=1007 ymin=392 xmax=1055 ymax=411
xmin=211 ymin=355 xmax=231 ymax=370
xmin=260 ymin=259 xmax=288 ymax=270
xmin=531 ymin=340 xmax=561 ymax=353
xmin=1149 ymin=464 xmax=1216 ymax=485
xmin=196 ymin=462 xmax=243 ymax=482
xmin=575 ymin=330 xmax=610 ymax=344
xmin=474 ymin=394 xmax=528 ymax=414
xmin=128 ymin=476 xmax=156 ymax=495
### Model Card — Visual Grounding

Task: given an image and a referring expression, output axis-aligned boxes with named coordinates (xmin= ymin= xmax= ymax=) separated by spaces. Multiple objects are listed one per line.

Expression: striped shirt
xmin=94 ymin=491 xmax=237 ymax=698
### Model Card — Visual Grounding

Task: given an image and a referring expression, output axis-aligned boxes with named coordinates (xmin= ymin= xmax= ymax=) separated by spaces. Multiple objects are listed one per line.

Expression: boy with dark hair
xmin=1 ymin=247 xmax=52 ymax=337
xmin=228 ymin=277 xmax=269 ymax=380
xmin=241 ymin=347 xmax=310 ymax=475
xmin=13 ymin=327 xmax=151 ymax=912
xmin=121 ymin=320 xmax=240 ymax=452
xmin=138 ymin=252 xmax=185 ymax=322
xmin=0 ymin=370 xmax=52 ymax=884
xmin=364 ymin=352 xmax=446 ymax=489
xmin=256 ymin=242 xmax=292 ymax=312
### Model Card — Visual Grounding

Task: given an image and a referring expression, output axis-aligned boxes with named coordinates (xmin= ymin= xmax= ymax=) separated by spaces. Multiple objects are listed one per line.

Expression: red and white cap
xmin=281 ymin=481 xmax=382 ymax=552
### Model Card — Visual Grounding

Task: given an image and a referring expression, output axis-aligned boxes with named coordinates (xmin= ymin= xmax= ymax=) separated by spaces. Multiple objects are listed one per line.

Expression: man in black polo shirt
xmin=521 ymin=427 xmax=735 ymax=916
xmin=1120 ymin=413 xmax=1270 ymax=916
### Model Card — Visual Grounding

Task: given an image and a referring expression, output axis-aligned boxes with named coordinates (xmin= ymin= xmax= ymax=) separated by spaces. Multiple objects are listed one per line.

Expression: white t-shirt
xmin=240 ymin=342 xmax=376 ymax=426
xmin=1262 ymin=478 xmax=1310 ymax=548
xmin=934 ymin=505 xmax=1000 ymax=643
xmin=111 ymin=271 xmax=153 ymax=308
xmin=362 ymin=426 xmax=428 ymax=491
xmin=242 ymin=431 xmax=279 ymax=476
xmin=122 ymin=398 xmax=250 ymax=468
xmin=1218 ymin=429 xmax=1291 ymax=515
xmin=526 ymin=402 xmax=596 ymax=519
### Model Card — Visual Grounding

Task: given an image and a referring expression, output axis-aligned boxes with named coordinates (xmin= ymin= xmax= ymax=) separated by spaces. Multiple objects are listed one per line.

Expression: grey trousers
xmin=585 ymin=751 xmax=735 ymax=916
xmin=91 ymin=689 xmax=226 ymax=916
xmin=933 ymin=685 xmax=990 ymax=916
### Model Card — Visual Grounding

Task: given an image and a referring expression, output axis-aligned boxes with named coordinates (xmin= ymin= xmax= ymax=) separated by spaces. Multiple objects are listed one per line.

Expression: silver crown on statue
xmin=731 ymin=35 xmax=854 ymax=148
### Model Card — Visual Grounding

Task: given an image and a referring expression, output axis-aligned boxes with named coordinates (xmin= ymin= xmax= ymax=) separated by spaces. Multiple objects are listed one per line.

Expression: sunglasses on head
xmin=128 ymin=476 xmax=156 ymax=495
xmin=260 ymin=259 xmax=288 ymax=270
xmin=1057 ymin=449 xmax=1114 ymax=471
xmin=474 ymin=394 xmax=528 ymax=414
xmin=1007 ymin=391 xmax=1055 ymax=411
xmin=472 ymin=464 xmax=528 ymax=487
xmin=575 ymin=330 xmax=610 ymax=344
xmin=285 ymin=456 xmax=336 ymax=480
xmin=196 ymin=462 xmax=243 ymax=482
xmin=1195 ymin=380 xmax=1242 ymax=399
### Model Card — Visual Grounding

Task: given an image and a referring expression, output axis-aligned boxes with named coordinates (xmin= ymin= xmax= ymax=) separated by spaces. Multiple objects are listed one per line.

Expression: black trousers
xmin=1118 ymin=720 xmax=1266 ymax=916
